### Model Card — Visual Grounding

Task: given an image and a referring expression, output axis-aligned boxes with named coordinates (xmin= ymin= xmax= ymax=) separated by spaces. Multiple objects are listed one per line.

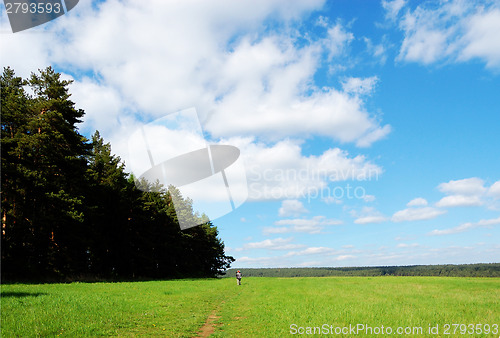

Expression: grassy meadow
xmin=1 ymin=277 xmax=499 ymax=337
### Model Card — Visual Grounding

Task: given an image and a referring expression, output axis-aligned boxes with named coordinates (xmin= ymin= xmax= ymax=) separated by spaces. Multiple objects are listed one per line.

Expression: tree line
xmin=1 ymin=67 xmax=234 ymax=282
xmin=226 ymin=263 xmax=500 ymax=278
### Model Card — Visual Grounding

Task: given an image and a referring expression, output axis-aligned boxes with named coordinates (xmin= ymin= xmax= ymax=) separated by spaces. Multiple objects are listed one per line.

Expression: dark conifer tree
xmin=1 ymin=67 xmax=234 ymax=281
xmin=1 ymin=67 xmax=90 ymax=279
xmin=1 ymin=68 xmax=33 ymax=279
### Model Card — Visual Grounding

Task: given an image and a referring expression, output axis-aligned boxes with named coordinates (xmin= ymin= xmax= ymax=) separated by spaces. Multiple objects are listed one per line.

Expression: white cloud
xmin=335 ymin=255 xmax=356 ymax=261
xmin=394 ymin=235 xmax=417 ymax=241
xmin=264 ymin=215 xmax=342 ymax=234
xmin=488 ymin=180 xmax=500 ymax=199
xmin=207 ymin=74 xmax=391 ymax=145
xmin=355 ymin=124 xmax=392 ymax=147
xmin=241 ymin=139 xmax=382 ymax=200
xmin=362 ymin=194 xmax=376 ymax=202
xmin=275 ymin=217 xmax=342 ymax=227
xmin=396 ymin=243 xmax=419 ymax=248
xmin=342 ymin=76 xmax=379 ymax=96
xmin=459 ymin=8 xmax=500 ymax=68
xmin=354 ymin=215 xmax=387 ymax=224
xmin=398 ymin=24 xmax=451 ymax=64
xmin=283 ymin=246 xmax=358 ymax=264
xmin=234 ymin=240 xmax=499 ymax=268
xmin=235 ymin=256 xmax=278 ymax=266
xmin=262 ymin=227 xmax=289 ymax=235
xmin=392 ymin=207 xmax=446 ymax=222
xmin=234 ymin=244 xmax=356 ymax=267
xmin=2 ymin=0 xmax=391 ymax=217
xmin=393 ymin=0 xmax=500 ymax=69
xmin=324 ymin=22 xmax=354 ymax=60
xmin=241 ymin=237 xmax=305 ymax=251
xmin=352 ymin=206 xmax=387 ymax=224
xmin=119 ymin=123 xmax=384 ymax=204
xmin=438 ymin=177 xmax=487 ymax=196
xmin=435 ymin=194 xmax=483 ymax=207
xmin=435 ymin=177 xmax=487 ymax=208
xmin=286 ymin=247 xmax=337 ymax=256
xmin=322 ymin=196 xmax=343 ymax=205
xmin=0 ymin=14 xmax=52 ymax=77
xmin=69 ymin=77 xmax=124 ymax=135
xmin=278 ymin=199 xmax=308 ymax=217
xmin=428 ymin=216 xmax=500 ymax=236
xmin=382 ymin=0 xmax=407 ymax=21
xmin=363 ymin=36 xmax=389 ymax=64
xmin=396 ymin=177 xmax=500 ymax=213
xmin=3 ymin=0 xmax=390 ymax=150
xmin=407 ymin=197 xmax=428 ymax=207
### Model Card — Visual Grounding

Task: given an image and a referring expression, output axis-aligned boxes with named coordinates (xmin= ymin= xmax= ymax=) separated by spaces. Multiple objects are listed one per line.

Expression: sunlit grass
xmin=212 ymin=277 xmax=499 ymax=337
xmin=1 ymin=279 xmax=236 ymax=337
xmin=1 ymin=277 xmax=498 ymax=337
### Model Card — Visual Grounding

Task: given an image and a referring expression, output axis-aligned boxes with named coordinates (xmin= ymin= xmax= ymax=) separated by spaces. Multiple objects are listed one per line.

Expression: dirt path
xmin=195 ymin=309 xmax=220 ymax=337
xmin=195 ymin=300 xmax=225 ymax=337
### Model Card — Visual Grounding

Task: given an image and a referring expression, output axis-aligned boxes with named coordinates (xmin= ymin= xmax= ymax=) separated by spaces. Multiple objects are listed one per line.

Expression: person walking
xmin=236 ymin=270 xmax=242 ymax=285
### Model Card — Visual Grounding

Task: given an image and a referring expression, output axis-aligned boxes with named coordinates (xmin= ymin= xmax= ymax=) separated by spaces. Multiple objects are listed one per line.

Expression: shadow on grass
xmin=0 ymin=292 xmax=48 ymax=298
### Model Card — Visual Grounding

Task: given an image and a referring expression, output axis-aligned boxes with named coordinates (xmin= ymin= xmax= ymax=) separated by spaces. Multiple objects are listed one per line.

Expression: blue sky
xmin=1 ymin=0 xmax=499 ymax=268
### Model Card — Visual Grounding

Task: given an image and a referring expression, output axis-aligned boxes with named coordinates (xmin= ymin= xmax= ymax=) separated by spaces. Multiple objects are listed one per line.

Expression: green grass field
xmin=1 ymin=277 xmax=499 ymax=337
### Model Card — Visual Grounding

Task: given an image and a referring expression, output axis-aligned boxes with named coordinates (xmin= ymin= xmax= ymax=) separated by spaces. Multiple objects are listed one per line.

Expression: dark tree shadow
xmin=0 ymin=292 xmax=48 ymax=298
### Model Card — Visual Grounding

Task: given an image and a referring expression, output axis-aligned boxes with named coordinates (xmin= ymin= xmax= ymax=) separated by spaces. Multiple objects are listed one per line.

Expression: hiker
xmin=236 ymin=270 xmax=242 ymax=285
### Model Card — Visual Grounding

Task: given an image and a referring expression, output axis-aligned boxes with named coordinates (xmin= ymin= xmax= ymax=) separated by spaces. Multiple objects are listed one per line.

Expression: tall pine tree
xmin=1 ymin=67 xmax=234 ymax=281
xmin=1 ymin=67 xmax=90 ymax=279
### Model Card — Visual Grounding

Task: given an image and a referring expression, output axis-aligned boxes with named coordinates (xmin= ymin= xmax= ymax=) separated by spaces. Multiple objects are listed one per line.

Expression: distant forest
xmin=1 ymin=67 xmax=234 ymax=282
xmin=225 ymin=263 xmax=500 ymax=278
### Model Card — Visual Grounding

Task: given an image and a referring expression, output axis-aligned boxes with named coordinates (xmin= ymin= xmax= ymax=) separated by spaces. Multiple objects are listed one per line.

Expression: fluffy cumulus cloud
xmin=438 ymin=177 xmax=487 ymax=195
xmin=2 ymin=0 xmax=390 ymax=147
xmin=239 ymin=138 xmax=382 ymax=201
xmin=68 ymin=77 xmax=125 ymax=135
xmin=436 ymin=177 xmax=487 ymax=207
xmin=1 ymin=0 xmax=392 ymax=209
xmin=387 ymin=177 xmax=499 ymax=226
xmin=387 ymin=177 xmax=499 ymax=227
xmin=489 ymin=180 xmax=500 ymax=199
xmin=407 ymin=197 xmax=428 ymax=207
xmin=435 ymin=195 xmax=483 ymax=208
xmin=206 ymin=67 xmax=391 ymax=145
xmin=387 ymin=0 xmax=500 ymax=69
